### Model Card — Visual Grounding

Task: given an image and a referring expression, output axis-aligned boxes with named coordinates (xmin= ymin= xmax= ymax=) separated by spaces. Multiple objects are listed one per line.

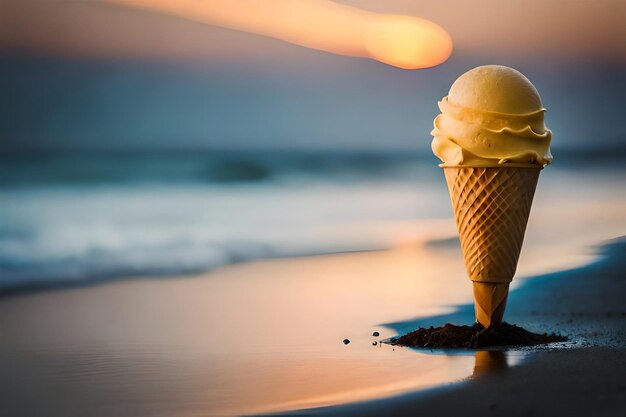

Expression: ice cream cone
xmin=472 ymin=282 xmax=509 ymax=328
xmin=444 ymin=166 xmax=540 ymax=327
xmin=430 ymin=66 xmax=552 ymax=327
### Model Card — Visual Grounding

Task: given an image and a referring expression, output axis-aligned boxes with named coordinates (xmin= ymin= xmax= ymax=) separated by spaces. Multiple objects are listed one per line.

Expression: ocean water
xmin=1 ymin=150 xmax=625 ymax=291
xmin=0 ymin=151 xmax=444 ymax=289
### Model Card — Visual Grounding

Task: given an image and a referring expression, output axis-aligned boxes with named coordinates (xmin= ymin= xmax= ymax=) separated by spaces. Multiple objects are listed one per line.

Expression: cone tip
xmin=473 ymin=282 xmax=510 ymax=328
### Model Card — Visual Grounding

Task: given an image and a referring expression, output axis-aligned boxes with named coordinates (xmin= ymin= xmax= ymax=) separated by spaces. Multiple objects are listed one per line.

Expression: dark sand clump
xmin=390 ymin=322 xmax=566 ymax=349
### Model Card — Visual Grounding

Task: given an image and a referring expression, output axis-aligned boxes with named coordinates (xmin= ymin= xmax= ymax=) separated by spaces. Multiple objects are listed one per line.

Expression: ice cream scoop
xmin=432 ymin=65 xmax=552 ymax=328
xmin=432 ymin=65 xmax=552 ymax=168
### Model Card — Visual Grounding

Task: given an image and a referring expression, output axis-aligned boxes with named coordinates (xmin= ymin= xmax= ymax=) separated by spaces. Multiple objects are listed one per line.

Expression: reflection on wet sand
xmin=0 ymin=246 xmax=477 ymax=417
xmin=473 ymin=351 xmax=508 ymax=377
xmin=472 ymin=350 xmax=527 ymax=379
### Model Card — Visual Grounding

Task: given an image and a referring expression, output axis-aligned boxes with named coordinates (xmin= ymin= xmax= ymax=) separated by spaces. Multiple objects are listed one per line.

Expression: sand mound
xmin=390 ymin=322 xmax=566 ymax=349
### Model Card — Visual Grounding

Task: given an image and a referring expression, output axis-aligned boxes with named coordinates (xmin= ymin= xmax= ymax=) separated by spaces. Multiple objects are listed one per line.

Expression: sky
xmin=1 ymin=0 xmax=625 ymax=152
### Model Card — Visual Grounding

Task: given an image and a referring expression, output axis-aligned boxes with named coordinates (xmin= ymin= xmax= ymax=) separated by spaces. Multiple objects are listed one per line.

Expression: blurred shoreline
xmin=1 ymin=150 xmax=625 ymax=292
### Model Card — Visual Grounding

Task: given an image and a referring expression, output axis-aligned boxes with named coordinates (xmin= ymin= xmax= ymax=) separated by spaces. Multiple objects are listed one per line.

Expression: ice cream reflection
xmin=472 ymin=350 xmax=527 ymax=378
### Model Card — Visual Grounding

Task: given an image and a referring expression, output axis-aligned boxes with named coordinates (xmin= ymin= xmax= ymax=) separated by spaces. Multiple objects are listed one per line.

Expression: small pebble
xmin=372 ymin=331 xmax=380 ymax=337
xmin=343 ymin=339 xmax=350 ymax=345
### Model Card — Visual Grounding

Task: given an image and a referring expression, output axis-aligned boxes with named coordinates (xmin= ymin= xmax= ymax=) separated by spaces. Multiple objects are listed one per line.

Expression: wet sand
xmin=0 ymin=235 xmax=624 ymax=417
xmin=266 ymin=238 xmax=626 ymax=417
xmin=0 ymin=244 xmax=479 ymax=417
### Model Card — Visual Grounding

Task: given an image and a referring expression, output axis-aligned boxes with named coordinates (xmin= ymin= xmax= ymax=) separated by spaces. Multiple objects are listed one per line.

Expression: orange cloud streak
xmin=107 ymin=0 xmax=453 ymax=69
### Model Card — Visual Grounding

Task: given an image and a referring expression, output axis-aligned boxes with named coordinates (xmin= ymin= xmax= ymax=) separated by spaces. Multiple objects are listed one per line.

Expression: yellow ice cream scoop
xmin=432 ymin=65 xmax=552 ymax=168
xmin=432 ymin=65 xmax=552 ymax=328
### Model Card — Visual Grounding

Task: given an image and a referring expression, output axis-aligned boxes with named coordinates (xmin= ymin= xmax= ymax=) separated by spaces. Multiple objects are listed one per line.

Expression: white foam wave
xmin=0 ymin=179 xmax=450 ymax=290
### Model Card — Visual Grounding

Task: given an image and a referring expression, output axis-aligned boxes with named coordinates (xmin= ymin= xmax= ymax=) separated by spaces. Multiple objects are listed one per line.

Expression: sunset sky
xmin=3 ymin=0 xmax=625 ymax=62
xmin=1 ymin=0 xmax=625 ymax=152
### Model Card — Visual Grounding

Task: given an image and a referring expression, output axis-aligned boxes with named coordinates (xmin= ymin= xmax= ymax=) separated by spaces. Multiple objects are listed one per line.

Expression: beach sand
xmin=0 ymin=244 xmax=477 ymax=417
xmin=267 ymin=238 xmax=626 ymax=417
xmin=0 ymin=238 xmax=624 ymax=417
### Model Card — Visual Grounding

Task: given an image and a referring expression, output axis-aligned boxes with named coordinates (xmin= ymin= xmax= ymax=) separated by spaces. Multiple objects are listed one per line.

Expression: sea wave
xmin=0 ymin=150 xmax=430 ymax=187
xmin=0 ymin=153 xmax=450 ymax=292
xmin=2 ymin=150 xmax=623 ymax=293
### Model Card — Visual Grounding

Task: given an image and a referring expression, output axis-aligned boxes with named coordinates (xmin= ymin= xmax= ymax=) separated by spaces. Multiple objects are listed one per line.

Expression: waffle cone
xmin=444 ymin=167 xmax=540 ymax=327
xmin=473 ymin=282 xmax=509 ymax=328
